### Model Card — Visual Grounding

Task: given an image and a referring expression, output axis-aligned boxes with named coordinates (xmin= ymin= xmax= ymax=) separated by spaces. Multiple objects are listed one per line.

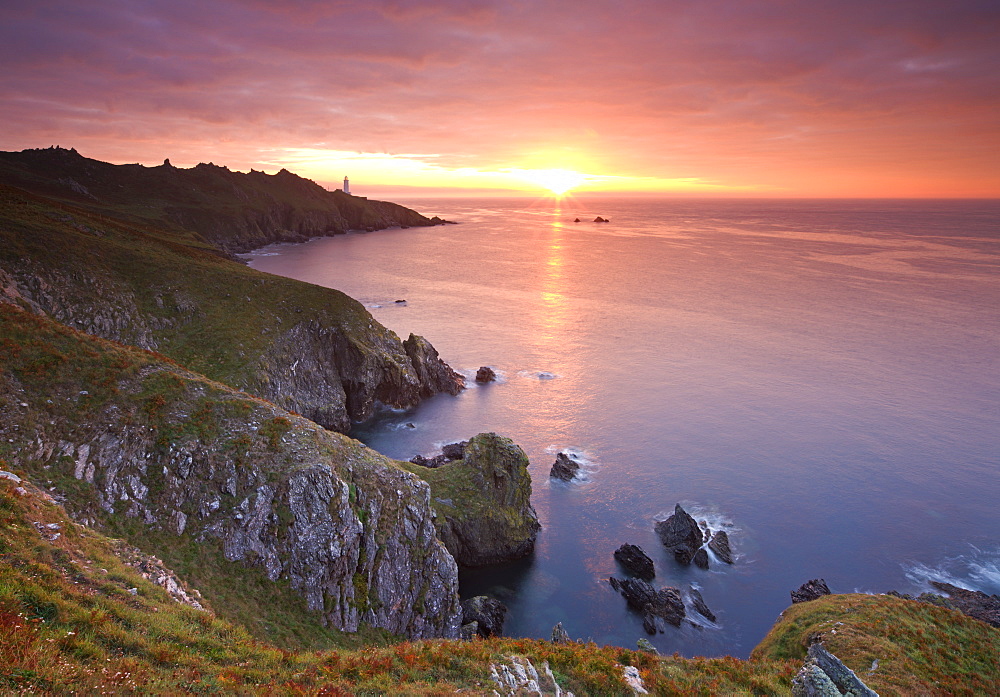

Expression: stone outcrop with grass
xmin=0 ymin=305 xmax=461 ymax=640
xmin=404 ymin=432 xmax=541 ymax=567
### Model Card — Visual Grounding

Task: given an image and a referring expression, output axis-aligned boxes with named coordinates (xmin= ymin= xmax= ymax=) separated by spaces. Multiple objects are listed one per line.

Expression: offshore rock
xmin=475 ymin=366 xmax=497 ymax=383
xmin=609 ymin=577 xmax=686 ymax=634
xmin=403 ymin=334 xmax=466 ymax=397
xmin=693 ymin=547 xmax=710 ymax=569
xmin=708 ymin=530 xmax=734 ymax=564
xmin=792 ymin=579 xmax=833 ymax=604
xmin=655 ymin=504 xmax=704 ymax=565
xmin=930 ymin=581 xmax=1000 ymax=627
xmin=551 ymin=621 xmax=571 ymax=643
xmin=549 ymin=452 xmax=581 ymax=481
xmin=614 ymin=543 xmax=656 ymax=581
xmin=0 ymin=306 xmax=462 ymax=640
xmin=412 ymin=433 xmax=541 ymax=567
xmin=686 ymin=585 xmax=716 ymax=623
xmin=461 ymin=595 xmax=508 ymax=638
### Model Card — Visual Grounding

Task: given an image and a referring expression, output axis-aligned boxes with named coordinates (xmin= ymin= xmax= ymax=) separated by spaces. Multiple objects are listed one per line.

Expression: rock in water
xmin=403 ymin=333 xmax=466 ymax=396
xmin=416 ymin=433 xmax=541 ymax=567
xmin=686 ymin=585 xmax=716 ymax=622
xmin=475 ymin=366 xmax=497 ymax=383
xmin=551 ymin=622 xmax=571 ymax=643
xmin=614 ymin=543 xmax=656 ymax=581
xmin=549 ymin=452 xmax=581 ymax=481
xmin=654 ymin=504 xmax=704 ymax=565
xmin=930 ymin=581 xmax=1000 ymax=627
xmin=461 ymin=596 xmax=507 ymax=638
xmin=708 ymin=530 xmax=734 ymax=564
xmin=609 ymin=577 xmax=686 ymax=634
xmin=693 ymin=548 xmax=710 ymax=569
xmin=791 ymin=579 xmax=832 ymax=604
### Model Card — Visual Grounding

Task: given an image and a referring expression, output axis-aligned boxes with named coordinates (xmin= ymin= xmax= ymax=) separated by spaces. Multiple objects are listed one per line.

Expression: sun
xmin=515 ymin=168 xmax=587 ymax=196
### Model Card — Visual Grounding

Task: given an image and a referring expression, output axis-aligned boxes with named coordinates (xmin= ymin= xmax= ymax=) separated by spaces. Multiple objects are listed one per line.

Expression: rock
xmin=461 ymin=596 xmax=507 ymax=638
xmin=654 ymin=504 xmax=704 ymax=565
xmin=475 ymin=366 xmax=497 ymax=383
xmin=930 ymin=581 xmax=1000 ymax=627
xmin=708 ymin=530 xmax=733 ymax=564
xmin=686 ymin=585 xmax=716 ymax=622
xmin=395 ymin=299 xmax=406 ymax=303
xmin=549 ymin=452 xmax=581 ymax=481
xmin=441 ymin=441 xmax=468 ymax=460
xmin=614 ymin=543 xmax=655 ymax=581
xmin=792 ymin=643 xmax=878 ymax=697
xmin=693 ymin=548 xmax=710 ymax=569
xmin=409 ymin=454 xmax=448 ymax=468
xmin=404 ymin=334 xmax=466 ymax=397
xmin=593 ymin=216 xmax=609 ymax=223
xmin=636 ymin=637 xmax=658 ymax=654
xmin=418 ymin=433 xmax=541 ymax=567
xmin=573 ymin=218 xmax=581 ymax=223
xmin=609 ymin=577 xmax=686 ymax=634
xmin=460 ymin=621 xmax=479 ymax=641
xmin=551 ymin=621 xmax=570 ymax=643
xmin=791 ymin=579 xmax=832 ymax=604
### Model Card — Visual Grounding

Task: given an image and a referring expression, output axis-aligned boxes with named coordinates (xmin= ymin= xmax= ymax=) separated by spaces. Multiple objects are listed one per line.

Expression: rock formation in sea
xmin=929 ymin=582 xmax=1000 ymax=627
xmin=549 ymin=452 xmax=581 ymax=481
xmin=614 ymin=543 xmax=656 ymax=581
xmin=409 ymin=433 xmax=541 ymax=567
xmin=655 ymin=504 xmax=704 ymax=565
xmin=475 ymin=366 xmax=497 ymax=383
xmin=403 ymin=334 xmax=466 ymax=397
xmin=609 ymin=577 xmax=686 ymax=634
xmin=708 ymin=530 xmax=734 ymax=564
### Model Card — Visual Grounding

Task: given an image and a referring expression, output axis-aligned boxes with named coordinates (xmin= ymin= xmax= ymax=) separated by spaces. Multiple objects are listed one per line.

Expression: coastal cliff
xmin=0 ymin=147 xmax=439 ymax=253
xmin=0 ymin=183 xmax=463 ymax=432
xmin=0 ymin=304 xmax=461 ymax=640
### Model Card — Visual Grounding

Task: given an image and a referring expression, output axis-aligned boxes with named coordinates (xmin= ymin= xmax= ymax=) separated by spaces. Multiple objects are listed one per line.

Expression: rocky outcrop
xmin=614 ymin=544 xmax=655 ymax=581
xmin=403 ymin=334 xmax=466 ymax=397
xmin=411 ymin=433 xmax=541 ymax=567
xmin=0 ymin=305 xmax=462 ymax=639
xmin=685 ymin=585 xmax=716 ymax=623
xmin=708 ymin=530 xmax=734 ymax=564
xmin=461 ymin=595 xmax=507 ymax=638
xmin=930 ymin=582 xmax=1000 ymax=627
xmin=410 ymin=441 xmax=467 ymax=469
xmin=792 ymin=579 xmax=833 ymax=604
xmin=550 ymin=452 xmax=581 ymax=481
xmin=655 ymin=504 xmax=704 ymax=565
xmin=609 ymin=577 xmax=686 ymax=634
xmin=551 ymin=622 xmax=571 ymax=643
xmin=791 ymin=643 xmax=878 ymax=697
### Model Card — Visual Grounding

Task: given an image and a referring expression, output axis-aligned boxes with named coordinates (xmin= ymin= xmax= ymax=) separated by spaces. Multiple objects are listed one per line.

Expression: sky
xmin=1 ymin=0 xmax=999 ymax=197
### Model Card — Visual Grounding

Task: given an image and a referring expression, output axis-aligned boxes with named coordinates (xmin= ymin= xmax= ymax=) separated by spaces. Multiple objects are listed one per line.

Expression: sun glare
xmin=515 ymin=168 xmax=587 ymax=195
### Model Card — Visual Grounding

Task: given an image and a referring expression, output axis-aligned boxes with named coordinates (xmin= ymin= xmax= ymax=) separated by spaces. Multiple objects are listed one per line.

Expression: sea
xmin=248 ymin=197 xmax=1000 ymax=658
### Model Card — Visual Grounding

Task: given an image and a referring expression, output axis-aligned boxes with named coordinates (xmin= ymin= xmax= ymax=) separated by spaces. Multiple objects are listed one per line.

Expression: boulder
xmin=550 ymin=622 xmax=570 ymax=643
xmin=609 ymin=577 xmax=685 ymax=634
xmin=549 ymin=452 xmax=581 ymax=481
xmin=654 ymin=504 xmax=704 ymax=565
xmin=930 ymin=581 xmax=1000 ymax=627
xmin=791 ymin=579 xmax=832 ymax=604
xmin=475 ymin=366 xmax=497 ymax=383
xmin=417 ymin=433 xmax=541 ymax=567
xmin=708 ymin=530 xmax=733 ymax=564
xmin=461 ymin=596 xmax=507 ymax=638
xmin=614 ymin=543 xmax=656 ymax=581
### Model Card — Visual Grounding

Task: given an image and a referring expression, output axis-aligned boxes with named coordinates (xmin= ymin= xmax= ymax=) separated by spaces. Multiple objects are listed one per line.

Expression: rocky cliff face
xmin=0 ymin=184 xmax=463 ymax=433
xmin=0 ymin=305 xmax=461 ymax=639
xmin=407 ymin=433 xmax=541 ymax=567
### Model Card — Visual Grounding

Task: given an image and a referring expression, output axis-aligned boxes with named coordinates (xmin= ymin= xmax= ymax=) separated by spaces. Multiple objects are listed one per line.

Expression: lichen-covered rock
xmin=408 ymin=433 xmax=541 ymax=567
xmin=0 ymin=305 xmax=462 ymax=639
xmin=791 ymin=643 xmax=878 ymax=696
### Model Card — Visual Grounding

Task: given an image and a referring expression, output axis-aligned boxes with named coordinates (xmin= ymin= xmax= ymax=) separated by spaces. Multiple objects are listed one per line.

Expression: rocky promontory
xmin=405 ymin=433 xmax=541 ymax=567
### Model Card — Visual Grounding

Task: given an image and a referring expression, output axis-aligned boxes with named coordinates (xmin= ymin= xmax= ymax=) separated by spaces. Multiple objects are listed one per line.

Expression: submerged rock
xmin=708 ymin=530 xmax=734 ymax=564
xmin=791 ymin=579 xmax=832 ymax=604
xmin=549 ymin=452 xmax=581 ymax=481
xmin=475 ymin=366 xmax=497 ymax=383
xmin=461 ymin=595 xmax=507 ymax=638
xmin=654 ymin=504 xmax=704 ymax=566
xmin=609 ymin=576 xmax=686 ymax=634
xmin=414 ymin=433 xmax=541 ymax=567
xmin=614 ymin=543 xmax=656 ymax=581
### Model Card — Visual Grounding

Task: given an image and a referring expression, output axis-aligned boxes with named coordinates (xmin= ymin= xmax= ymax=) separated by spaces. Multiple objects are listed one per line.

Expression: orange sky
xmin=1 ymin=1 xmax=998 ymax=197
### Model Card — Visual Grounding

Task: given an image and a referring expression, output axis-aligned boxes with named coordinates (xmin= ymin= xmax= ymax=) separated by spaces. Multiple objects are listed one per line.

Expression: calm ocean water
xmin=249 ymin=197 xmax=1000 ymax=658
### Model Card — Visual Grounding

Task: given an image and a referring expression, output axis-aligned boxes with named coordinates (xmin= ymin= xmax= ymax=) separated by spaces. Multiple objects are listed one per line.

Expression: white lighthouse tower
xmin=343 ymin=176 xmax=350 ymax=195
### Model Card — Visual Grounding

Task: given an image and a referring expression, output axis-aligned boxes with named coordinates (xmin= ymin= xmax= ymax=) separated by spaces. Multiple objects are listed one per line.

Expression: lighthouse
xmin=343 ymin=176 xmax=350 ymax=195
